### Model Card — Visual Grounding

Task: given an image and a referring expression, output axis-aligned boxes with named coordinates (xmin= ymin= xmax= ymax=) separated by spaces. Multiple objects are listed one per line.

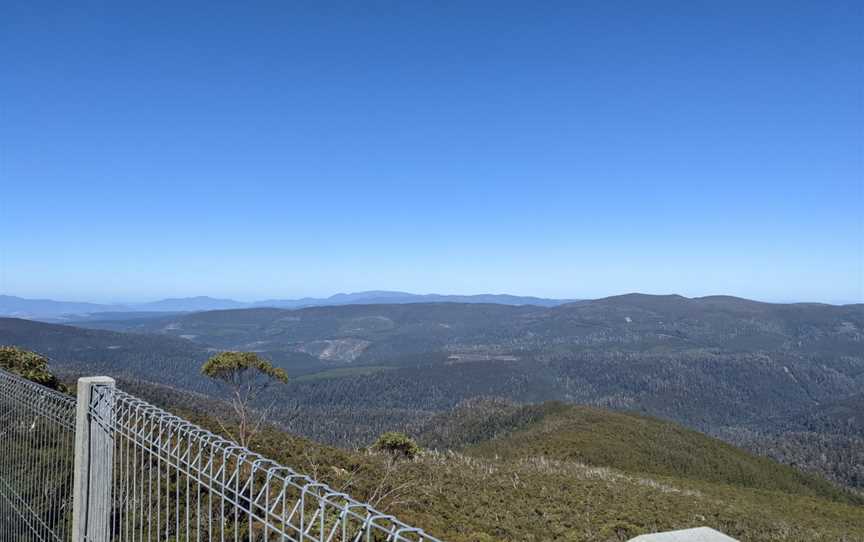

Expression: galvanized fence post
xmin=72 ymin=376 xmax=115 ymax=542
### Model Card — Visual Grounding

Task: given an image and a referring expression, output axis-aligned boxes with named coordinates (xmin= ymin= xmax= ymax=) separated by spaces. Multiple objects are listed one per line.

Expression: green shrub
xmin=372 ymin=431 xmax=421 ymax=459
xmin=0 ymin=346 xmax=63 ymax=391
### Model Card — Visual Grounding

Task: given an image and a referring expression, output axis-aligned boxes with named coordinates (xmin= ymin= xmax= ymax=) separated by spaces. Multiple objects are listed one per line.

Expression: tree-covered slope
xmin=418 ymin=400 xmax=858 ymax=505
xmin=0 ymin=317 xmax=210 ymax=379
xmin=67 ymin=294 xmax=864 ymax=359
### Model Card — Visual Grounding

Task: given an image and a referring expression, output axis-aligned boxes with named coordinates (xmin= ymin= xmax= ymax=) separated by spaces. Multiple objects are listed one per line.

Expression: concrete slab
xmin=628 ymin=527 xmax=739 ymax=542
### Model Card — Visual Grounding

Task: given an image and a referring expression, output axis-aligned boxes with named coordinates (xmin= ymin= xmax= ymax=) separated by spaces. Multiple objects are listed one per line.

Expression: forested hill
xmin=417 ymin=400 xmax=856 ymax=504
xmin=2 ymin=293 xmax=862 ymax=493
xmin=71 ymin=293 xmax=863 ymax=358
xmin=0 ymin=317 xmax=210 ymax=380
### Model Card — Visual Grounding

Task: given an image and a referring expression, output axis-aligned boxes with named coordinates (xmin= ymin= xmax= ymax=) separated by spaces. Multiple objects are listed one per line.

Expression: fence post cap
xmin=77 ymin=376 xmax=115 ymax=385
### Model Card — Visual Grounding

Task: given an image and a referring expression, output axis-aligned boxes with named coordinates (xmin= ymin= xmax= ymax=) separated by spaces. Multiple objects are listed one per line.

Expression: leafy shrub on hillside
xmin=373 ymin=432 xmax=421 ymax=459
xmin=0 ymin=345 xmax=63 ymax=391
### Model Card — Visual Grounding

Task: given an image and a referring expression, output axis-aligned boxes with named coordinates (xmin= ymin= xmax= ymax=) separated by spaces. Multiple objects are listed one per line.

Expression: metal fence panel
xmin=91 ymin=385 xmax=442 ymax=542
xmin=0 ymin=369 xmax=77 ymax=542
xmin=0 ymin=369 xmax=442 ymax=542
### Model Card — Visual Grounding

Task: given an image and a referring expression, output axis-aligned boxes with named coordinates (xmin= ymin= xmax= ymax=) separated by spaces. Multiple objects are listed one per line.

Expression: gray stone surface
xmin=629 ymin=527 xmax=739 ymax=542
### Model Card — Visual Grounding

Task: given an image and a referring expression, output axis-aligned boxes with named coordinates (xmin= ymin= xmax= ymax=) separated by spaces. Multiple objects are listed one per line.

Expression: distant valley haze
xmin=0 ymin=291 xmax=574 ymax=321
xmin=0 ymin=290 xmax=859 ymax=322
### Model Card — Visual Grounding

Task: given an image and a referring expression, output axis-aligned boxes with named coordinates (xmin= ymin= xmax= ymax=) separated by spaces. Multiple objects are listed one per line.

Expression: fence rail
xmin=0 ymin=368 xmax=442 ymax=542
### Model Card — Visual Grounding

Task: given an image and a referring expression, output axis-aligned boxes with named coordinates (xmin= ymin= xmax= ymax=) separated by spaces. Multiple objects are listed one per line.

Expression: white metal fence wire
xmin=0 ymin=369 xmax=77 ymax=542
xmin=0 ymin=367 xmax=443 ymax=542
xmin=91 ymin=384 xmax=442 ymax=541
xmin=0 ymin=370 xmax=440 ymax=542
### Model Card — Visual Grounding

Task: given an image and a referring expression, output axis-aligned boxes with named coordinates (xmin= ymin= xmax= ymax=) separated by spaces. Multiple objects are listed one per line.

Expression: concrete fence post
xmin=72 ymin=376 xmax=115 ymax=542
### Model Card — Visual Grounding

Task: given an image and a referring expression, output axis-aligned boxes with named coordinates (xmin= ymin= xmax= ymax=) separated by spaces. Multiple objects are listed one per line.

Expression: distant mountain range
xmin=0 ymin=291 xmax=572 ymax=321
xmin=1 ymin=293 xmax=862 ymax=494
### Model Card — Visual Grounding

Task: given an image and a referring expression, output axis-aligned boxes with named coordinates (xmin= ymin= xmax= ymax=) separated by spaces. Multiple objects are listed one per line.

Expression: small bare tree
xmin=201 ymin=351 xmax=288 ymax=448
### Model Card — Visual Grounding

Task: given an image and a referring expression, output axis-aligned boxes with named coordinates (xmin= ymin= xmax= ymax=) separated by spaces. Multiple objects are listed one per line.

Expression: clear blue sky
xmin=1 ymin=1 xmax=862 ymax=304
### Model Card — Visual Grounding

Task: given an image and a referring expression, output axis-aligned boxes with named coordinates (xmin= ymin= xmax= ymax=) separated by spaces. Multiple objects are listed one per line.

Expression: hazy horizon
xmin=0 ymin=289 xmax=859 ymax=307
xmin=2 ymin=2 xmax=862 ymax=304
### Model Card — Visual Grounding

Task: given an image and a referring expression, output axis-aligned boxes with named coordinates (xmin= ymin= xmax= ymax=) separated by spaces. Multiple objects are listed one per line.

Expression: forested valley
xmin=1 ymin=293 xmax=862 ymax=496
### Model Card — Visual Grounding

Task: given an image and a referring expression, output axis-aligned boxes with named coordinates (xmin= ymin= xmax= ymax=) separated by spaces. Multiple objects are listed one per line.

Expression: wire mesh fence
xmin=0 ymin=368 xmax=77 ymax=542
xmin=92 ymin=384 xmax=442 ymax=541
xmin=0 ymin=366 xmax=443 ymax=542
